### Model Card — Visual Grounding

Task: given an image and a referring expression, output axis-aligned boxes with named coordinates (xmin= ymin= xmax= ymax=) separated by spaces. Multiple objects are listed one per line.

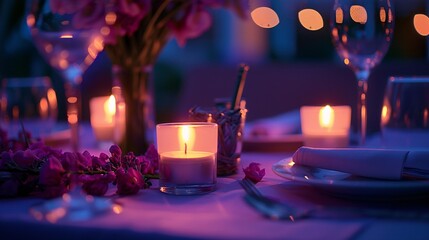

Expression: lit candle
xmin=90 ymin=95 xmax=116 ymax=141
xmin=157 ymin=122 xmax=218 ymax=195
xmin=300 ymin=105 xmax=351 ymax=148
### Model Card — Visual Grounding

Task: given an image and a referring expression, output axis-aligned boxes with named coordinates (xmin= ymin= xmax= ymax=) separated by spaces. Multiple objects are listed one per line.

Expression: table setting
xmin=1 ymin=0 xmax=429 ymax=239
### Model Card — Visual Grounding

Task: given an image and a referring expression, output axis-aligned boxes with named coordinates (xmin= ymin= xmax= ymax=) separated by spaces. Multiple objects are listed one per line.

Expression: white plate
xmin=272 ymin=157 xmax=429 ymax=200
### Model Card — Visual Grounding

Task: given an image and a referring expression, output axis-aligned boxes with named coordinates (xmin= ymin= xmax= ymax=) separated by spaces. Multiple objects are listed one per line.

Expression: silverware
xmin=239 ymin=178 xmax=429 ymax=221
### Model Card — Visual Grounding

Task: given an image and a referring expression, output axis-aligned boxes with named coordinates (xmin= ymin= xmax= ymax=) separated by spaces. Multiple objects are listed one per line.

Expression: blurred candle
xmin=300 ymin=105 xmax=351 ymax=148
xmin=157 ymin=122 xmax=218 ymax=195
xmin=90 ymin=95 xmax=116 ymax=141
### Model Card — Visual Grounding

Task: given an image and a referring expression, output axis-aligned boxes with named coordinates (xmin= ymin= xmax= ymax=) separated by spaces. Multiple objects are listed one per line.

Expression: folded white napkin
xmin=292 ymin=147 xmax=429 ymax=180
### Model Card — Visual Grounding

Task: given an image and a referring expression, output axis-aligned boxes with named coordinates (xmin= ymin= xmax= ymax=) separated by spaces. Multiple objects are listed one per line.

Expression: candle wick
xmin=185 ymin=143 xmax=187 ymax=155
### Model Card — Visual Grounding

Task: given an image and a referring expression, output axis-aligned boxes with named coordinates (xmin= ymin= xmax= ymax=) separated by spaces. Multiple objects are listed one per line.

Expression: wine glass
xmin=27 ymin=0 xmax=105 ymax=152
xmin=330 ymin=0 xmax=394 ymax=144
xmin=26 ymin=0 xmax=116 ymax=222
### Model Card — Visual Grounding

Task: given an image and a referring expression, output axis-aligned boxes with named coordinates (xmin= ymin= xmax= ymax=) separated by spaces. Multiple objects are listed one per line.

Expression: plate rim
xmin=272 ymin=157 xmax=429 ymax=190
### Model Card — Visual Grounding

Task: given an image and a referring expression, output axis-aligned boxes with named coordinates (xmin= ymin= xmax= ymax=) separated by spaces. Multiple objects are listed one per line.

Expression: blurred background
xmin=1 ymin=0 xmax=429 ymax=136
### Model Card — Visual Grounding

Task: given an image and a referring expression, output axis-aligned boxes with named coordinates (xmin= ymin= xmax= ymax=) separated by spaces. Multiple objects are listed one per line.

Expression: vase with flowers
xmin=57 ymin=0 xmax=248 ymax=154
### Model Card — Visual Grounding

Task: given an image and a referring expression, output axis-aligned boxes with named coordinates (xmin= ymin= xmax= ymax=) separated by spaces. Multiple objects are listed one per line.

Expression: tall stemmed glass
xmin=330 ymin=0 xmax=394 ymax=144
xmin=27 ymin=0 xmax=104 ymax=152
xmin=26 ymin=0 xmax=114 ymax=222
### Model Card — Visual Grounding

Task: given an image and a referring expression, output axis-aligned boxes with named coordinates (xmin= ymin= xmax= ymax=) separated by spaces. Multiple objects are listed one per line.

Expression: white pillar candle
xmin=90 ymin=95 xmax=116 ymax=141
xmin=300 ymin=105 xmax=351 ymax=148
xmin=157 ymin=122 xmax=218 ymax=195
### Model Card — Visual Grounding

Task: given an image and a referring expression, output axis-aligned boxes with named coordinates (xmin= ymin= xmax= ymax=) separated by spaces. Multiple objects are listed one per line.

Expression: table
xmin=1 ymin=147 xmax=429 ymax=240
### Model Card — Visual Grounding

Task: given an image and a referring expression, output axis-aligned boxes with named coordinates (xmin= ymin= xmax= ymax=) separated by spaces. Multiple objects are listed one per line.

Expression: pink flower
xmin=92 ymin=153 xmax=109 ymax=169
xmin=169 ymin=4 xmax=212 ymax=47
xmin=29 ymin=142 xmax=62 ymax=159
xmin=103 ymin=0 xmax=151 ymax=44
xmin=145 ymin=144 xmax=159 ymax=171
xmin=81 ymin=171 xmax=115 ymax=196
xmin=109 ymin=144 xmax=122 ymax=157
xmin=115 ymin=167 xmax=145 ymax=195
xmin=39 ymin=156 xmax=65 ymax=186
xmin=38 ymin=156 xmax=67 ymax=198
xmin=137 ymin=156 xmax=154 ymax=175
xmin=12 ymin=149 xmax=38 ymax=169
xmin=243 ymin=162 xmax=265 ymax=184
xmin=72 ymin=0 xmax=106 ymax=30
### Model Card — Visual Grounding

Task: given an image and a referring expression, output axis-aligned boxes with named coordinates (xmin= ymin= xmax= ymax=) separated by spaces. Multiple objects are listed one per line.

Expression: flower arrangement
xmin=0 ymin=128 xmax=264 ymax=199
xmin=0 ymin=129 xmax=158 ymax=198
xmin=51 ymin=0 xmax=248 ymax=66
xmin=50 ymin=0 xmax=249 ymax=154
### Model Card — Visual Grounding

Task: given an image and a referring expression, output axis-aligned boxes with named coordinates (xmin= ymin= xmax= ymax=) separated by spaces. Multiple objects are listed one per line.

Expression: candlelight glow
xmin=380 ymin=7 xmax=386 ymax=23
xmin=67 ymin=97 xmax=77 ymax=104
xmin=26 ymin=14 xmax=35 ymax=28
xmin=319 ymin=105 xmax=335 ymax=128
xmin=113 ymin=204 xmax=123 ymax=214
xmin=105 ymin=12 xmax=117 ymax=25
xmin=335 ymin=7 xmax=343 ymax=24
xmin=103 ymin=95 xmax=116 ymax=123
xmin=60 ymin=34 xmax=73 ymax=39
xmin=350 ymin=5 xmax=367 ymax=24
xmin=39 ymin=97 xmax=49 ymax=119
xmin=181 ymin=125 xmax=191 ymax=143
xmin=298 ymin=9 xmax=324 ymax=31
xmin=381 ymin=103 xmax=390 ymax=126
xmin=100 ymin=26 xmax=110 ymax=36
xmin=250 ymin=7 xmax=279 ymax=28
xmin=68 ymin=113 xmax=78 ymax=124
xmin=47 ymin=88 xmax=57 ymax=110
xmin=414 ymin=14 xmax=429 ymax=36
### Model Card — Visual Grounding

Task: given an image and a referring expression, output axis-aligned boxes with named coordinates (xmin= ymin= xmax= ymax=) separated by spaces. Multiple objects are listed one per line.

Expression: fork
xmin=239 ymin=178 xmax=312 ymax=221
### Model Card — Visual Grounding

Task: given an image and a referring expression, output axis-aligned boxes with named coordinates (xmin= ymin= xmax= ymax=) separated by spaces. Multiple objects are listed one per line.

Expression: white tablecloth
xmin=1 ymin=150 xmax=429 ymax=240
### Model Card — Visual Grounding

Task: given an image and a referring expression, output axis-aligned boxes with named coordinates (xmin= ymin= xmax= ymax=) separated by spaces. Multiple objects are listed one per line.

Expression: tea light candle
xmin=300 ymin=105 xmax=351 ymax=148
xmin=157 ymin=122 xmax=218 ymax=195
xmin=90 ymin=95 xmax=116 ymax=141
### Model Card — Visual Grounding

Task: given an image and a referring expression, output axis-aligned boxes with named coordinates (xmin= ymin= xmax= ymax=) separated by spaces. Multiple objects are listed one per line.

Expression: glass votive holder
xmin=380 ymin=76 xmax=429 ymax=148
xmin=300 ymin=105 xmax=351 ymax=148
xmin=156 ymin=122 xmax=218 ymax=195
xmin=90 ymin=95 xmax=115 ymax=142
xmin=0 ymin=76 xmax=57 ymax=139
xmin=189 ymin=99 xmax=247 ymax=176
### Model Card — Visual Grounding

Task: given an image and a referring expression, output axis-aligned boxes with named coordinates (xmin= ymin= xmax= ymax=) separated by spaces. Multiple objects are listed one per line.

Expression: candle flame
xmin=103 ymin=95 xmax=116 ymax=124
xmin=180 ymin=125 xmax=195 ymax=154
xmin=319 ymin=105 xmax=334 ymax=128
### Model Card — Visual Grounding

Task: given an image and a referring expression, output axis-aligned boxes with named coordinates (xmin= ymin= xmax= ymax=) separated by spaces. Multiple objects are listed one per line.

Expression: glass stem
xmin=356 ymin=70 xmax=369 ymax=145
xmin=64 ymin=81 xmax=81 ymax=152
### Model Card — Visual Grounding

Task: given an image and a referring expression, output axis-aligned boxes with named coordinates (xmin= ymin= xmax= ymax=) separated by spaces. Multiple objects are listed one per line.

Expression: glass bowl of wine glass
xmin=26 ymin=0 xmax=114 ymax=222
xmin=330 ymin=0 xmax=394 ymax=145
xmin=27 ymin=0 xmax=105 ymax=152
